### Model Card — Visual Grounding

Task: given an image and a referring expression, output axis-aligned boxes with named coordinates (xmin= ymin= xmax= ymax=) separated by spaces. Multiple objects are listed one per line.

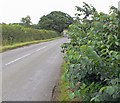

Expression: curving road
xmin=2 ymin=38 xmax=68 ymax=101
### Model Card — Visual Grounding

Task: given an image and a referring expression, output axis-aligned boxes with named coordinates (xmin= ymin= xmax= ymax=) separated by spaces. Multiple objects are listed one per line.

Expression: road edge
xmin=1 ymin=37 xmax=62 ymax=53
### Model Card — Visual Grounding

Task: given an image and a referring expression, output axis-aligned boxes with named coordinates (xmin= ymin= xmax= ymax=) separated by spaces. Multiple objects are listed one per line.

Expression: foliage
xmin=2 ymin=24 xmax=59 ymax=46
xmin=1 ymin=38 xmax=58 ymax=52
xmin=38 ymin=11 xmax=73 ymax=33
xmin=62 ymin=2 xmax=120 ymax=102
xmin=21 ymin=15 xmax=32 ymax=27
xmin=75 ymin=2 xmax=96 ymax=19
xmin=57 ymin=63 xmax=70 ymax=101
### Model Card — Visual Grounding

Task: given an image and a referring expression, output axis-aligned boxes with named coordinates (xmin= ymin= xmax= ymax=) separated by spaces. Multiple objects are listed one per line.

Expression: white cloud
xmin=0 ymin=0 xmax=119 ymax=24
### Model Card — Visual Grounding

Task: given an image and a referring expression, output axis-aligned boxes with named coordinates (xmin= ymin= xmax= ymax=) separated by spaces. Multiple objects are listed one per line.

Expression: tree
xmin=75 ymin=2 xmax=97 ymax=19
xmin=38 ymin=11 xmax=73 ymax=32
xmin=21 ymin=15 xmax=32 ymax=27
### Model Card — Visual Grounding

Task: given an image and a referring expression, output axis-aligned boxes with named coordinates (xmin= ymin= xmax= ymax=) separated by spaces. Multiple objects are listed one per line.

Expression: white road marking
xmin=35 ymin=46 xmax=47 ymax=52
xmin=5 ymin=46 xmax=47 ymax=66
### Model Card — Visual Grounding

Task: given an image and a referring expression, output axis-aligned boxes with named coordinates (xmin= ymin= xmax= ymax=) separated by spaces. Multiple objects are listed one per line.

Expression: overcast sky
xmin=0 ymin=0 xmax=119 ymax=24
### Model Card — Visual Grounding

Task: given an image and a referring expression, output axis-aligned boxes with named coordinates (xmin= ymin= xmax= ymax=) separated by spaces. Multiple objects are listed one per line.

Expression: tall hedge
xmin=2 ymin=24 xmax=59 ymax=45
xmin=61 ymin=3 xmax=120 ymax=102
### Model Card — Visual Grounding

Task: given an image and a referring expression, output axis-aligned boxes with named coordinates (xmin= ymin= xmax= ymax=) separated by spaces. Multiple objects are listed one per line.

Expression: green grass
xmin=57 ymin=63 xmax=70 ymax=101
xmin=0 ymin=37 xmax=60 ymax=52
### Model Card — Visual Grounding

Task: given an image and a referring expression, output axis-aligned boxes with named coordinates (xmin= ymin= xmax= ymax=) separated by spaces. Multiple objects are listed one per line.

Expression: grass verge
xmin=57 ymin=63 xmax=70 ymax=101
xmin=0 ymin=37 xmax=61 ymax=52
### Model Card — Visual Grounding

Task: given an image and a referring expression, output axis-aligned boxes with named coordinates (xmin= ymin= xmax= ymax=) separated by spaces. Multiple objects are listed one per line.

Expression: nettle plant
xmin=62 ymin=2 xmax=120 ymax=101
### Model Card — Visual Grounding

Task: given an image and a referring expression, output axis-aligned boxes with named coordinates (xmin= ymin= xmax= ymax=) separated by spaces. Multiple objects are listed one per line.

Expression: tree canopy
xmin=38 ymin=11 xmax=73 ymax=33
xmin=21 ymin=15 xmax=32 ymax=27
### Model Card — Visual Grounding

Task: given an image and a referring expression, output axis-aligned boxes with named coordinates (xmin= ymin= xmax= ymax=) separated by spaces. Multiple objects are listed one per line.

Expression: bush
xmin=62 ymin=3 xmax=120 ymax=102
xmin=2 ymin=24 xmax=59 ymax=46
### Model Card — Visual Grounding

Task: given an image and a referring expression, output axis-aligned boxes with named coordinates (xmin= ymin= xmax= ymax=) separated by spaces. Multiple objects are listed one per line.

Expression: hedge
xmin=2 ymin=24 xmax=59 ymax=46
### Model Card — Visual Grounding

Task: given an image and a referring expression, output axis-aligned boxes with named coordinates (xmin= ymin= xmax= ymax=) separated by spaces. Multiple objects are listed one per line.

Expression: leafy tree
xmin=30 ymin=24 xmax=40 ymax=29
xmin=75 ymin=2 xmax=97 ymax=19
xmin=38 ymin=11 xmax=73 ymax=32
xmin=21 ymin=15 xmax=32 ymax=27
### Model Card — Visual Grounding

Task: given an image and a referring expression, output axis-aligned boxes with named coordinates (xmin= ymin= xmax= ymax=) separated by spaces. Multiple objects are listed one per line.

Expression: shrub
xmin=62 ymin=3 xmax=120 ymax=102
xmin=2 ymin=24 xmax=59 ymax=45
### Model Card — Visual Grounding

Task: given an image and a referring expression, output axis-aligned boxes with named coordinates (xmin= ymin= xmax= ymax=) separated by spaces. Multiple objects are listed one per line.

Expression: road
xmin=2 ymin=38 xmax=68 ymax=101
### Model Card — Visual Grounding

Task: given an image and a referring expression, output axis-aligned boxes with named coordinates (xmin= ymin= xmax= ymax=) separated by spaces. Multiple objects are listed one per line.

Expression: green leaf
xmin=90 ymin=95 xmax=100 ymax=101
xmin=80 ymin=83 xmax=86 ymax=89
xmin=105 ymin=86 xmax=115 ymax=96
xmin=115 ymin=42 xmax=119 ymax=46
xmin=80 ymin=45 xmax=101 ymax=62
xmin=69 ymin=92 xmax=75 ymax=99
xmin=70 ymin=82 xmax=75 ymax=88
xmin=99 ymin=86 xmax=107 ymax=93
xmin=75 ymin=90 xmax=80 ymax=97
xmin=110 ymin=78 xmax=118 ymax=85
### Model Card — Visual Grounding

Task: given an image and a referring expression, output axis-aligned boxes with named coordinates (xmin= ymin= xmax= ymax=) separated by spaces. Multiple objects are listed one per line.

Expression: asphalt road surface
xmin=2 ymin=38 xmax=68 ymax=101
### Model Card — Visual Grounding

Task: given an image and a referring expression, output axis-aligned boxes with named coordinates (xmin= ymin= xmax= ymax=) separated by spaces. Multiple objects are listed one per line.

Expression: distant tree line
xmin=20 ymin=11 xmax=74 ymax=33
xmin=1 ymin=11 xmax=74 ymax=46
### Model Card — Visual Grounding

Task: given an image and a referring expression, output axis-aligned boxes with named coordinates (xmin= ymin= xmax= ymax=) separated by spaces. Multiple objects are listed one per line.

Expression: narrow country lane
xmin=2 ymin=38 xmax=68 ymax=101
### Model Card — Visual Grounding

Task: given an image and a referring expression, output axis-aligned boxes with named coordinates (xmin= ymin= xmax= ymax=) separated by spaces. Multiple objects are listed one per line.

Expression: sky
xmin=0 ymin=0 xmax=119 ymax=24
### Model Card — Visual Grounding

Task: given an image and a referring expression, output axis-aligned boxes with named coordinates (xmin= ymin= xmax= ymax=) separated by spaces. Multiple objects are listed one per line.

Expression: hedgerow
xmin=2 ymin=24 xmax=59 ymax=46
xmin=62 ymin=3 xmax=120 ymax=102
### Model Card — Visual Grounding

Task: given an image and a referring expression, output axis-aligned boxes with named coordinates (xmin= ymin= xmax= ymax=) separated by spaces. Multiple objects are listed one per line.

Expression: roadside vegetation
xmin=57 ymin=63 xmax=69 ymax=101
xmin=2 ymin=24 xmax=59 ymax=46
xmin=1 ymin=24 xmax=59 ymax=52
xmin=60 ymin=2 xmax=120 ymax=102
xmin=1 ymin=37 xmax=59 ymax=52
xmin=38 ymin=11 xmax=73 ymax=32
xmin=1 ymin=11 xmax=73 ymax=52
